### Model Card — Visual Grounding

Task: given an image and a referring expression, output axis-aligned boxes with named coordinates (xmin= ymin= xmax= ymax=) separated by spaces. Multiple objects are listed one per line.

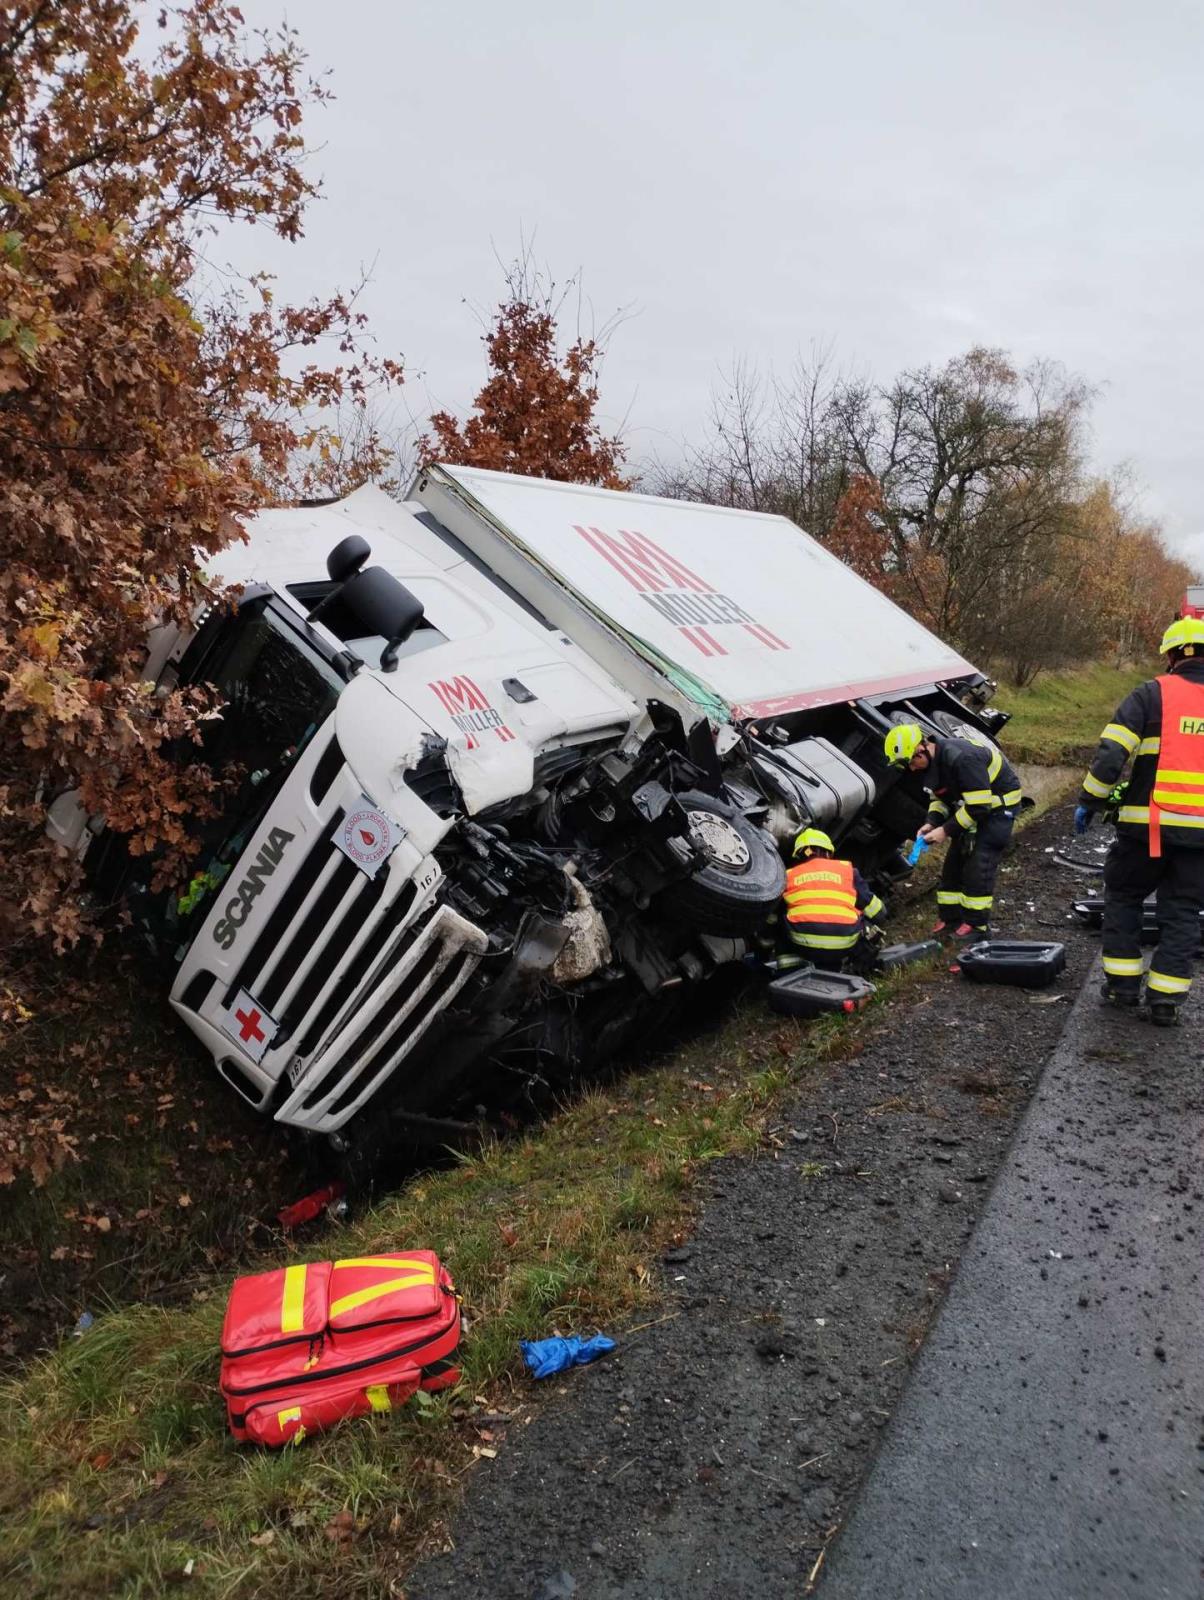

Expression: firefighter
xmin=781 ymin=827 xmax=885 ymax=970
xmin=1076 ymin=616 xmax=1204 ymax=1024
xmin=884 ymin=722 xmax=1023 ymax=939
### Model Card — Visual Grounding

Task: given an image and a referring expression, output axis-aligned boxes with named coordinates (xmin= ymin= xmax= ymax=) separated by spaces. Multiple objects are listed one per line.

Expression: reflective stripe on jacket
xmin=783 ymin=858 xmax=882 ymax=951
xmin=926 ymin=734 xmax=1023 ymax=835
xmin=1078 ymin=657 xmax=1204 ymax=851
xmin=1149 ymin=673 xmax=1204 ymax=856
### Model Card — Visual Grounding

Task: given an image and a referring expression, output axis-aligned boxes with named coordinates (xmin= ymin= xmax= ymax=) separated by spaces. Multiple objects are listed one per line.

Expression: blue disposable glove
xmin=1073 ymin=805 xmax=1093 ymax=835
xmin=905 ymin=836 xmax=928 ymax=867
xmin=520 ymin=1334 xmax=616 ymax=1379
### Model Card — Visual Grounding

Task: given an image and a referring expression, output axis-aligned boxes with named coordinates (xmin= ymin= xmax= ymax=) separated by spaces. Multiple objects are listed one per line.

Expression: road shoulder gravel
xmin=410 ymin=804 xmax=1109 ymax=1599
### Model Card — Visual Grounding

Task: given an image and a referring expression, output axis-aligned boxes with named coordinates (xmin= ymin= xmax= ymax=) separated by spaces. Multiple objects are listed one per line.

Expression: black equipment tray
xmin=875 ymin=939 xmax=942 ymax=970
xmin=956 ymin=939 xmax=1066 ymax=988
xmin=767 ymin=967 xmax=876 ymax=1018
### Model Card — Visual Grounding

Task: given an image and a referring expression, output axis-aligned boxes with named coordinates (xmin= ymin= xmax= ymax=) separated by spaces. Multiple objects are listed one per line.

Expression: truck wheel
xmin=658 ymin=791 xmax=786 ymax=936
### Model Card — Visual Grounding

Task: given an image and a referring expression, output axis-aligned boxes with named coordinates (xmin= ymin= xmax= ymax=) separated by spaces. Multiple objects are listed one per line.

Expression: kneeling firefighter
xmin=884 ymin=723 xmax=1023 ymax=940
xmin=782 ymin=828 xmax=885 ymax=970
xmin=1076 ymin=616 xmax=1204 ymax=1025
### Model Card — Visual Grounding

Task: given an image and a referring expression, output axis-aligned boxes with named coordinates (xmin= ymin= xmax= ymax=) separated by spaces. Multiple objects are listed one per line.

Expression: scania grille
xmin=278 ymin=906 xmax=489 ymax=1131
xmin=225 ymin=809 xmax=420 ymax=1060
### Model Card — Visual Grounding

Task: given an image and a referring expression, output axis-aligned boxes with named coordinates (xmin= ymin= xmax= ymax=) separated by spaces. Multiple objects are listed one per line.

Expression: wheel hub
xmin=686 ymin=809 xmax=751 ymax=871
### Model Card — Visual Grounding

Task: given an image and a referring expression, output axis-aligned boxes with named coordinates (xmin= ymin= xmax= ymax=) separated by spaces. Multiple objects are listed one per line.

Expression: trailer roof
xmin=426 ymin=466 xmax=977 ymax=719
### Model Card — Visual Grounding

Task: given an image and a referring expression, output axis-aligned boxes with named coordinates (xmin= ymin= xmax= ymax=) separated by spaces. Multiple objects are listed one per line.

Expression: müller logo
xmin=573 ymin=524 xmax=789 ymax=658
xmin=428 ymin=676 xmax=516 ymax=750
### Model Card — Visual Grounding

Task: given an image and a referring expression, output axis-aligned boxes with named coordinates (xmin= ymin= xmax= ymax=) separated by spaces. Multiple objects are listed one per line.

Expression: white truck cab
xmin=74 ymin=469 xmax=1007 ymax=1152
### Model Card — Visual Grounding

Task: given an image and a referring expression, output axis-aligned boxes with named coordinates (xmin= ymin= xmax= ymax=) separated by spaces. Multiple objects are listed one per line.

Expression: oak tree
xmin=0 ymin=1 xmax=400 ymax=946
xmin=422 ymin=262 xmax=627 ymax=488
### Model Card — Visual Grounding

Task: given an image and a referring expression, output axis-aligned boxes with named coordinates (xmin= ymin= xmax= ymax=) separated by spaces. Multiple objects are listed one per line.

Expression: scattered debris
xmin=276 ymin=1181 xmax=346 ymax=1231
xmin=521 ymin=1334 xmax=616 ymax=1379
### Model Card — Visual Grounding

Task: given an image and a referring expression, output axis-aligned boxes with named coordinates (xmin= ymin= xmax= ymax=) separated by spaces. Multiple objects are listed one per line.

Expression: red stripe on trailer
xmin=733 ymin=669 xmax=972 ymax=721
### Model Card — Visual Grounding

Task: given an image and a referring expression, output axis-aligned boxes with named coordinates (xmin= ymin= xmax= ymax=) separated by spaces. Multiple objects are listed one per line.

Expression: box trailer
xmin=63 ymin=467 xmax=1007 ymax=1154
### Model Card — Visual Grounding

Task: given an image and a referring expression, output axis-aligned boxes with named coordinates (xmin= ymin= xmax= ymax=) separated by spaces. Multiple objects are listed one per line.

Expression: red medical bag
xmin=219 ymin=1249 xmax=461 ymax=1446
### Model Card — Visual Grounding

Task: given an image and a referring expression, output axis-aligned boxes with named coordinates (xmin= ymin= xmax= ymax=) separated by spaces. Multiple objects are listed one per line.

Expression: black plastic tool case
xmin=767 ymin=967 xmax=876 ymax=1017
xmin=875 ymin=940 xmax=942 ymax=970
xmin=956 ymin=939 xmax=1066 ymax=988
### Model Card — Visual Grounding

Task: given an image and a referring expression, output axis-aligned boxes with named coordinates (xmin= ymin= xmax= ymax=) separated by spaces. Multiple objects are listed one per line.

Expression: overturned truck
xmin=54 ymin=467 xmax=1008 ymax=1151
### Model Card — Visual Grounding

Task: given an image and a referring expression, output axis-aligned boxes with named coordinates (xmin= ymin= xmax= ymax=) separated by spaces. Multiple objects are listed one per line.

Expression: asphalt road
xmin=409 ymin=806 xmax=1115 ymax=1599
xmin=821 ymin=966 xmax=1204 ymax=1599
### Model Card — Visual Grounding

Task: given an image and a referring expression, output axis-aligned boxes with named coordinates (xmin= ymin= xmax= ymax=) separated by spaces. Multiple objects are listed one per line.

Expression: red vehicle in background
xmin=1183 ymin=586 xmax=1204 ymax=619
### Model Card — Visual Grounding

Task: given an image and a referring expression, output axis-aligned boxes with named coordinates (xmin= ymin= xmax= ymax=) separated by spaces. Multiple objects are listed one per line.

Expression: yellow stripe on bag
xmin=334 ymin=1256 xmax=435 ymax=1273
xmin=277 ymin=1406 xmax=303 ymax=1442
xmin=280 ymin=1264 xmax=308 ymax=1334
xmin=365 ymin=1385 xmax=391 ymax=1413
xmin=329 ymin=1274 xmax=436 ymax=1321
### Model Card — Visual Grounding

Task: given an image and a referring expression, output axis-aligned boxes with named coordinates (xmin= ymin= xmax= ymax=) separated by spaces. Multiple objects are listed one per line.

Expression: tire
xmin=657 ymin=790 xmax=786 ymax=936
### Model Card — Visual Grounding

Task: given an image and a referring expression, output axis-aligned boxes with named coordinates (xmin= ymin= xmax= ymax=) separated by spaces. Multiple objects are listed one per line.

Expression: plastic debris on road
xmin=521 ymin=1334 xmax=616 ymax=1379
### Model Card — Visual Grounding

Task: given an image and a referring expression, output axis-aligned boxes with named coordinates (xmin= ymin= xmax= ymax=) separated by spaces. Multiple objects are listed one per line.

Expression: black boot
xmin=1099 ymin=981 xmax=1140 ymax=1010
xmin=1148 ymin=1000 xmax=1181 ymax=1028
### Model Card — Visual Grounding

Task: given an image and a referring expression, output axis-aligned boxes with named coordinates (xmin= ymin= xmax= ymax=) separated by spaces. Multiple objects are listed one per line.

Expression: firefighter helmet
xmin=1159 ymin=616 xmax=1204 ymax=656
xmin=884 ymin=723 xmax=925 ymax=768
xmin=792 ymin=827 xmax=835 ymax=857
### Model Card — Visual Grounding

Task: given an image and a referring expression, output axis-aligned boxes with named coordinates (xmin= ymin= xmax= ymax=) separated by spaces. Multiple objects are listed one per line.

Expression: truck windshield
xmin=192 ymin=599 xmax=344 ymax=776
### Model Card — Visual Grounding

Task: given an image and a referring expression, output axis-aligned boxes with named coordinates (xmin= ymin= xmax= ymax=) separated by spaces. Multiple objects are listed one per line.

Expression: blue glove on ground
xmin=1073 ymin=805 xmax=1093 ymax=835
xmin=520 ymin=1334 xmax=616 ymax=1379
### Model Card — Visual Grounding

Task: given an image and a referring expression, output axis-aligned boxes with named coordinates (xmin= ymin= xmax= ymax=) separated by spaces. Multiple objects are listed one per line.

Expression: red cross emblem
xmin=222 ymin=989 xmax=277 ymax=1061
xmin=235 ymin=1006 xmax=265 ymax=1044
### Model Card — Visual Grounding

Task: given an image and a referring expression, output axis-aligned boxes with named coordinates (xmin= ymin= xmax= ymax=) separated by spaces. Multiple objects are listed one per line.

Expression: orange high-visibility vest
xmin=1150 ymin=673 xmax=1204 ymax=857
xmin=783 ymin=858 xmax=861 ymax=928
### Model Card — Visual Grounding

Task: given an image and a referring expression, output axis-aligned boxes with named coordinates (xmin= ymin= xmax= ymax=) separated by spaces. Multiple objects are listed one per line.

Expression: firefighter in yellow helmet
xmin=884 ymin=720 xmax=1023 ymax=940
xmin=781 ymin=827 xmax=886 ymax=970
xmin=1077 ymin=616 xmax=1204 ymax=1024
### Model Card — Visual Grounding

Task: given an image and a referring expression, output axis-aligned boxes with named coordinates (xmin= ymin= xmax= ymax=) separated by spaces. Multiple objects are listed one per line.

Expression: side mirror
xmin=339 ymin=566 xmax=424 ymax=671
xmin=326 ymin=534 xmax=370 ymax=584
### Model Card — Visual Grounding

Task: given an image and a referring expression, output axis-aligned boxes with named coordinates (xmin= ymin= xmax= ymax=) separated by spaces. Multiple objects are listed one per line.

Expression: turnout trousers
xmin=936 ymin=810 xmax=1015 ymax=930
xmin=1102 ymin=835 xmax=1204 ymax=1003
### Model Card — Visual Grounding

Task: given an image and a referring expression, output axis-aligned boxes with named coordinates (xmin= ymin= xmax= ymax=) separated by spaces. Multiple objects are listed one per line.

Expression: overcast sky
xmin=230 ymin=0 xmax=1204 ymax=574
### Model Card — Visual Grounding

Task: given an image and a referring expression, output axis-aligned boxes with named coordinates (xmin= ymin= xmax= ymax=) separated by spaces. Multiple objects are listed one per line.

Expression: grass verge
xmin=0 ymin=985 xmax=890 ymax=1599
xmin=992 ymin=660 xmax=1153 ymax=765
